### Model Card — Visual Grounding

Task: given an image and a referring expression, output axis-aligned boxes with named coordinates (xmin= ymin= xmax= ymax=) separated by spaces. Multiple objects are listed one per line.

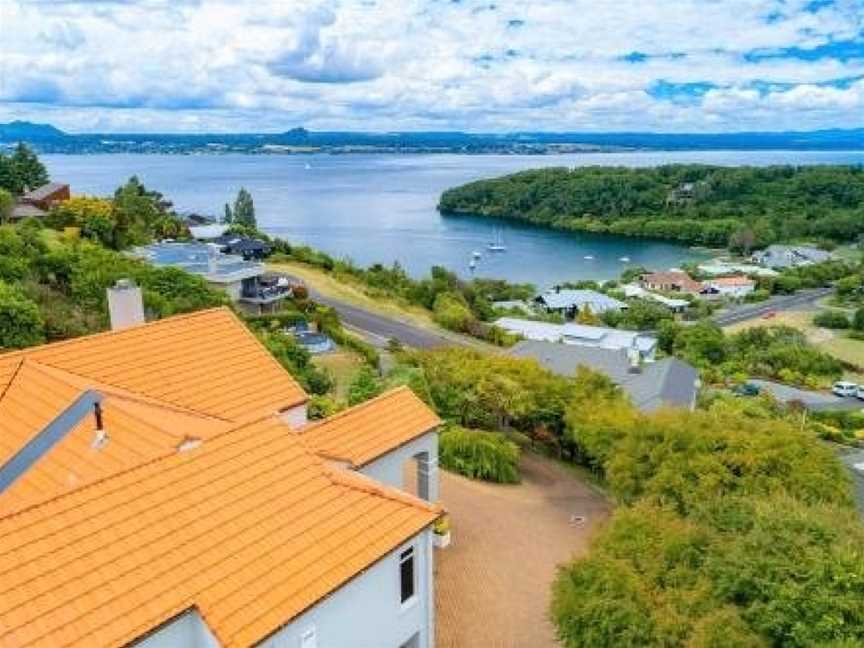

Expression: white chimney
xmin=107 ymin=279 xmax=145 ymax=330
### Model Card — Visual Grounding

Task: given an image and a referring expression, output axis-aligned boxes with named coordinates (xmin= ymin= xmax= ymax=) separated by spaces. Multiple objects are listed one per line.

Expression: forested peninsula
xmin=438 ymin=165 xmax=864 ymax=249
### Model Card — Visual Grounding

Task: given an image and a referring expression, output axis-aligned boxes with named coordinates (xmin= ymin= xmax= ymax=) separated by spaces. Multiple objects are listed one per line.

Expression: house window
xmin=400 ymin=546 xmax=415 ymax=604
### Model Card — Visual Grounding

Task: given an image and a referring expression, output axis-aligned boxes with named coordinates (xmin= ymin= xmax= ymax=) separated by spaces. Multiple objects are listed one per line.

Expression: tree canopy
xmin=439 ymin=164 xmax=864 ymax=247
xmin=0 ymin=143 xmax=49 ymax=195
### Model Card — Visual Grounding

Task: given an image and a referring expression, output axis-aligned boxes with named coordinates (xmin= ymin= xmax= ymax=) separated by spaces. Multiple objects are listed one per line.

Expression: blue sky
xmin=0 ymin=0 xmax=862 ymax=133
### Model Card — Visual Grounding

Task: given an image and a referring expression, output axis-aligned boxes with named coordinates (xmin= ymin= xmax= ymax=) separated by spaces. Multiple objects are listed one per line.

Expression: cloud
xmin=0 ymin=0 xmax=862 ymax=132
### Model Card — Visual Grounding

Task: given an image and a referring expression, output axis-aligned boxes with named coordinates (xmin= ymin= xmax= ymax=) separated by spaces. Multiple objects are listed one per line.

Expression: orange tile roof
xmin=0 ymin=417 xmax=440 ymax=647
xmin=2 ymin=308 xmax=307 ymax=423
xmin=0 ymin=359 xmax=232 ymax=513
xmin=300 ymin=387 xmax=441 ymax=467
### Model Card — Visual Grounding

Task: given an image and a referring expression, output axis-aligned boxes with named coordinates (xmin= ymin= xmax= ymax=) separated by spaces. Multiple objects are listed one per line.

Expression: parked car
xmin=732 ymin=382 xmax=761 ymax=397
xmin=832 ymin=381 xmax=858 ymax=397
xmin=857 ymin=386 xmax=864 ymax=401
xmin=762 ymin=310 xmax=777 ymax=319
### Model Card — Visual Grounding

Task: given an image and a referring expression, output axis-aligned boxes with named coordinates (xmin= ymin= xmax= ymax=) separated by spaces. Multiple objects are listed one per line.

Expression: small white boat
xmin=304 ymin=163 xmax=312 ymax=170
xmin=472 ymin=250 xmax=482 ymax=259
xmin=469 ymin=259 xmax=477 ymax=270
xmin=487 ymin=228 xmax=507 ymax=252
xmin=619 ymin=256 xmax=631 ymax=263
xmin=583 ymin=255 xmax=594 ymax=260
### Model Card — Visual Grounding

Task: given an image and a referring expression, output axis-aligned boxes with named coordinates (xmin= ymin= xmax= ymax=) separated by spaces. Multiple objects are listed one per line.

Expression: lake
xmin=43 ymin=150 xmax=864 ymax=287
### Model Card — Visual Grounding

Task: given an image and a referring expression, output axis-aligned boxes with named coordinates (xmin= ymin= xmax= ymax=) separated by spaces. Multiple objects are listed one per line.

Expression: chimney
xmin=107 ymin=279 xmax=145 ymax=330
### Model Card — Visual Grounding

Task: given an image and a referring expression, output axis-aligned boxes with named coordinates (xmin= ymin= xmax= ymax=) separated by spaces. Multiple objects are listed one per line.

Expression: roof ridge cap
xmin=323 ymin=464 xmax=442 ymax=516
xmin=300 ymin=386 xmax=413 ymax=432
xmin=1 ymin=307 xmax=234 ymax=362
xmin=0 ymin=414 xmax=269 ymax=522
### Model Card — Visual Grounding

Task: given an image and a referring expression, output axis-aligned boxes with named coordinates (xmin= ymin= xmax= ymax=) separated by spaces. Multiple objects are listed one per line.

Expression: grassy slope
xmin=267 ymin=259 xmax=497 ymax=350
xmin=724 ymin=306 xmax=864 ymax=382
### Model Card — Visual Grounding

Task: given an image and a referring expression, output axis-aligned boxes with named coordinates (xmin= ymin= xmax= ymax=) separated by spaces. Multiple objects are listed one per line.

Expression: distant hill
xmin=0 ymin=121 xmax=861 ymax=152
xmin=0 ymin=120 xmax=67 ymax=141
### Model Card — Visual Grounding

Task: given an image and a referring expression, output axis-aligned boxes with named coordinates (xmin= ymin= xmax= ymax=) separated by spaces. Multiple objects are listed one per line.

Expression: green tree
xmin=0 ymin=280 xmax=45 ymax=348
xmin=10 ymin=143 xmax=48 ymax=192
xmin=853 ymin=307 xmax=864 ymax=332
xmin=112 ymin=177 xmax=160 ymax=248
xmin=0 ymin=188 xmax=14 ymax=223
xmin=231 ymin=187 xmax=256 ymax=228
xmin=347 ymin=366 xmax=382 ymax=405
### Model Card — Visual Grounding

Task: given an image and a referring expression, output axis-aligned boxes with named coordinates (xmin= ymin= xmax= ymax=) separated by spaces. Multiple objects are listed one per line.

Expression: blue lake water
xmin=43 ymin=150 xmax=864 ymax=288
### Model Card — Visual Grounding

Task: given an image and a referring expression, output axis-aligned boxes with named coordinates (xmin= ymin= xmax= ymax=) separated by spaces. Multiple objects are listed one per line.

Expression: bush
xmin=0 ymin=280 xmax=45 ymax=348
xmin=743 ymin=288 xmax=770 ymax=303
xmin=813 ymin=310 xmax=851 ymax=329
xmin=439 ymin=426 xmax=520 ymax=483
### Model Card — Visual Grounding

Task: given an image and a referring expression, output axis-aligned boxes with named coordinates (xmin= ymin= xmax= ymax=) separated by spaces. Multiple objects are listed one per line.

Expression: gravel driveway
xmin=433 ymin=452 xmax=610 ymax=648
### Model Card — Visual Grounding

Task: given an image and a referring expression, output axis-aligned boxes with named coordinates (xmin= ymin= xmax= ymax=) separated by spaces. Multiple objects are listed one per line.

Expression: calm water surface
xmin=43 ymin=150 xmax=864 ymax=287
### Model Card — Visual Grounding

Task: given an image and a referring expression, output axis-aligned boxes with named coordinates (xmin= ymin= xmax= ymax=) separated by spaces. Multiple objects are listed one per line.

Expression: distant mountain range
xmin=0 ymin=120 xmax=862 ymax=154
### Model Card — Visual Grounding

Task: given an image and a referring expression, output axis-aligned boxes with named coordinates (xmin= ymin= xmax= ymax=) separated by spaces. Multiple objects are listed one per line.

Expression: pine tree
xmin=222 ymin=203 xmax=233 ymax=224
xmin=231 ymin=187 xmax=256 ymax=229
xmin=11 ymin=143 xmax=48 ymax=192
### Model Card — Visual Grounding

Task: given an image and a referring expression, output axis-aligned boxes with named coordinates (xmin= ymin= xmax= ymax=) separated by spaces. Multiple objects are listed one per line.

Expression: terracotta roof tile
xmin=300 ymin=387 xmax=441 ymax=467
xmin=0 ymin=417 xmax=439 ymax=647
xmin=3 ymin=308 xmax=306 ymax=422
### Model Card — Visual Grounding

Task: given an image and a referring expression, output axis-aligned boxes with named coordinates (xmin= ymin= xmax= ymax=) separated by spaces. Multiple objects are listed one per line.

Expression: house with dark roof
xmin=509 ymin=340 xmax=700 ymax=412
xmin=0 ymin=289 xmax=444 ymax=648
xmin=534 ymin=288 xmax=626 ymax=318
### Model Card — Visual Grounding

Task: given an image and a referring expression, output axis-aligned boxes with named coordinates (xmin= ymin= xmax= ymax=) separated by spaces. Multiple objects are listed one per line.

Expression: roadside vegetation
xmin=439 ymin=164 xmax=864 ymax=248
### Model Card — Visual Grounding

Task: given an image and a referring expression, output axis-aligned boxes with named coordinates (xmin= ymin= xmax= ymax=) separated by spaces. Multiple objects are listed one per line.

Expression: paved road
xmin=712 ymin=287 xmax=832 ymax=327
xmin=283 ymin=275 xmax=463 ymax=349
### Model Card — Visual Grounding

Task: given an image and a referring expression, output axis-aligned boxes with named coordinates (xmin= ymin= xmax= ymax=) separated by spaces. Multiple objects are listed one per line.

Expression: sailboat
xmin=487 ymin=228 xmax=507 ymax=252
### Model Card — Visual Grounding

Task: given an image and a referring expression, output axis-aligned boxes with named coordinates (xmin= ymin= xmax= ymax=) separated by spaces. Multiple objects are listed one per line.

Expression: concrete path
xmin=434 ymin=453 xmax=610 ymax=648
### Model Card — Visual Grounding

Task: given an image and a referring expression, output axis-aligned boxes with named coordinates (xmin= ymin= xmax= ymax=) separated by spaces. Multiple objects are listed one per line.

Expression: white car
xmin=832 ymin=381 xmax=858 ymax=397
xmin=857 ymin=386 xmax=864 ymax=401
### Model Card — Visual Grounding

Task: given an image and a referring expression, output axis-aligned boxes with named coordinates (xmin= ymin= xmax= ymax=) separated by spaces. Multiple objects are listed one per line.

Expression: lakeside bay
xmin=43 ymin=150 xmax=864 ymax=286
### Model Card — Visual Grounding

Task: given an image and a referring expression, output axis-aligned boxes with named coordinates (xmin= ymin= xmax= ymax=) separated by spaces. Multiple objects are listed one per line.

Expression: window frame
xmin=399 ymin=544 xmax=417 ymax=609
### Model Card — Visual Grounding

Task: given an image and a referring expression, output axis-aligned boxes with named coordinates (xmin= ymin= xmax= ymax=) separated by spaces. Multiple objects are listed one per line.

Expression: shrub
xmin=813 ymin=310 xmax=851 ymax=329
xmin=0 ymin=280 xmax=45 ymax=349
xmin=439 ymin=426 xmax=520 ymax=483
xmin=743 ymin=288 xmax=770 ymax=303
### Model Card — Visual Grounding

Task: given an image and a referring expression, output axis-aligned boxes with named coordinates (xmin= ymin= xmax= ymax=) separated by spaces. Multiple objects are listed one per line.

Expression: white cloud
xmin=0 ymin=0 xmax=861 ymax=131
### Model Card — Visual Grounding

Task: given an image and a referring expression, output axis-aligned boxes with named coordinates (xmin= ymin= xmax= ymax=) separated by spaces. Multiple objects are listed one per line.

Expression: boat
xmin=583 ymin=255 xmax=594 ymax=260
xmin=469 ymin=259 xmax=477 ymax=270
xmin=487 ymin=228 xmax=507 ymax=252
xmin=472 ymin=250 xmax=482 ymax=259
xmin=619 ymin=256 xmax=631 ymax=263
xmin=304 ymin=163 xmax=312 ymax=170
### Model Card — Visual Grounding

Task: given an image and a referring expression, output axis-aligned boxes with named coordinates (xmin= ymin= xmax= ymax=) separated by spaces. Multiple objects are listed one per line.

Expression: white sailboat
xmin=487 ymin=228 xmax=507 ymax=252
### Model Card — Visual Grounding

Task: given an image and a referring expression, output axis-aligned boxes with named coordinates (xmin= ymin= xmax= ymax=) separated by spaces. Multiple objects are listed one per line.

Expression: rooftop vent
xmin=177 ymin=436 xmax=203 ymax=452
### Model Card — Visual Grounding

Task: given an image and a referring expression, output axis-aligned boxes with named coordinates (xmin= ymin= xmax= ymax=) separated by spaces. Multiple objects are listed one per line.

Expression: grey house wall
xmin=133 ymin=529 xmax=434 ymax=648
xmin=359 ymin=431 xmax=439 ymax=502
xmin=133 ymin=609 xmax=219 ymax=648
xmin=259 ymin=528 xmax=435 ymax=648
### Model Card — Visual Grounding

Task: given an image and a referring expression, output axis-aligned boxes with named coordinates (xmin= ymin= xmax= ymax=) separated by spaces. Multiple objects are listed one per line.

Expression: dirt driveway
xmin=434 ymin=452 xmax=611 ymax=648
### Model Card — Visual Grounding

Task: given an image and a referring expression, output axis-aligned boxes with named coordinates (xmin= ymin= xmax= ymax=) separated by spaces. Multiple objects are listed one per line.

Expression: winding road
xmin=711 ymin=287 xmax=832 ymax=327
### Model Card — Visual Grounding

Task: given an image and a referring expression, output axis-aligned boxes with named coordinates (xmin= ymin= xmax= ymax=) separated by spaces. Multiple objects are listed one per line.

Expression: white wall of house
xmin=359 ymin=431 xmax=439 ymax=502
xmin=708 ymin=283 xmax=755 ymax=298
xmin=132 ymin=609 xmax=219 ymax=648
xmin=133 ymin=529 xmax=435 ymax=648
xmin=259 ymin=528 xmax=435 ymax=648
